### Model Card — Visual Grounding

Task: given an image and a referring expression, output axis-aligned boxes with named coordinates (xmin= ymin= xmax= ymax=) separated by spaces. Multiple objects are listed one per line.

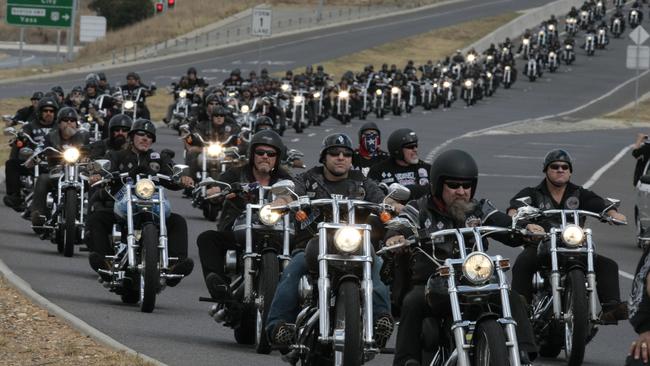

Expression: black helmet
xmin=358 ymin=121 xmax=380 ymax=141
xmin=97 ymin=72 xmax=107 ymax=81
xmin=56 ymin=107 xmax=79 ymax=123
xmin=231 ymin=68 xmax=241 ymax=77
xmin=126 ymin=71 xmax=140 ymax=80
xmin=108 ymin=114 xmax=133 ymax=131
xmin=543 ymin=149 xmax=573 ymax=172
xmin=429 ymin=149 xmax=478 ymax=199
xmin=85 ymin=78 xmax=98 ymax=89
xmin=30 ymin=91 xmax=43 ymax=101
xmin=387 ymin=128 xmax=418 ymax=160
xmin=204 ymin=93 xmax=222 ymax=105
xmin=51 ymin=86 xmax=64 ymax=98
xmin=37 ymin=96 xmax=60 ymax=114
xmin=254 ymin=116 xmax=275 ymax=132
xmin=248 ymin=129 xmax=285 ymax=168
xmin=129 ymin=118 xmax=156 ymax=142
xmin=319 ymin=133 xmax=353 ymax=163
xmin=317 ymin=65 xmax=324 ymax=71
xmin=187 ymin=67 xmax=197 ymax=75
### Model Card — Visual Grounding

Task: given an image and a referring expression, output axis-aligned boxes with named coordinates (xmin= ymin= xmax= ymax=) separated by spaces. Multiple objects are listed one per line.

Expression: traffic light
xmin=155 ymin=2 xmax=163 ymax=13
xmin=168 ymin=0 xmax=175 ymax=8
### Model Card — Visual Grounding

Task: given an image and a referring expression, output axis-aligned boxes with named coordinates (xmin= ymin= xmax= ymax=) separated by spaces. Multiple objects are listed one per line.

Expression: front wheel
xmin=140 ymin=224 xmax=160 ymax=313
xmin=564 ymin=269 xmax=589 ymax=366
xmin=473 ymin=318 xmax=510 ymax=366
xmin=63 ymin=188 xmax=78 ymax=257
xmin=202 ymin=203 xmax=218 ymax=222
xmin=334 ymin=280 xmax=362 ymax=366
xmin=255 ymin=252 xmax=280 ymax=354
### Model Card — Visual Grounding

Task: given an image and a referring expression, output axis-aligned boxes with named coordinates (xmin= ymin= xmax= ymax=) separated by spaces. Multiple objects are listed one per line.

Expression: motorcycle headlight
xmin=135 ymin=179 xmax=156 ymax=200
xmin=375 ymin=89 xmax=383 ymax=95
xmin=561 ymin=224 xmax=585 ymax=247
xmin=228 ymin=92 xmax=236 ymax=97
xmin=293 ymin=95 xmax=304 ymax=104
xmin=281 ymin=84 xmax=289 ymax=92
xmin=523 ymin=39 xmax=530 ymax=45
xmin=124 ymin=100 xmax=135 ymax=110
xmin=587 ymin=36 xmax=593 ymax=41
xmin=313 ymin=92 xmax=321 ymax=98
xmin=548 ymin=24 xmax=555 ymax=31
xmin=464 ymin=80 xmax=473 ymax=88
xmin=179 ymin=90 xmax=187 ymax=98
xmin=333 ymin=227 xmax=363 ymax=254
xmin=462 ymin=252 xmax=494 ymax=284
xmin=63 ymin=147 xmax=80 ymax=163
xmin=207 ymin=143 xmax=223 ymax=157
xmin=241 ymin=105 xmax=250 ymax=113
xmin=633 ymin=11 xmax=638 ymax=16
xmin=339 ymin=90 xmax=349 ymax=99
xmin=565 ymin=44 xmax=572 ymax=49
xmin=391 ymin=87 xmax=400 ymax=94
xmin=443 ymin=81 xmax=451 ymax=88
xmin=581 ymin=11 xmax=588 ymax=17
xmin=599 ymin=29 xmax=605 ymax=35
xmin=467 ymin=54 xmax=476 ymax=62
xmin=433 ymin=83 xmax=438 ymax=88
xmin=505 ymin=66 xmax=511 ymax=71
xmin=259 ymin=204 xmax=282 ymax=226
xmin=486 ymin=72 xmax=492 ymax=78
xmin=502 ymin=47 xmax=508 ymax=53
xmin=549 ymin=52 xmax=556 ymax=57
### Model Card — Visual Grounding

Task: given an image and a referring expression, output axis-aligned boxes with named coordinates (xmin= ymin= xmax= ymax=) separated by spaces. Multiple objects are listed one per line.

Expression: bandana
xmin=359 ymin=132 xmax=380 ymax=158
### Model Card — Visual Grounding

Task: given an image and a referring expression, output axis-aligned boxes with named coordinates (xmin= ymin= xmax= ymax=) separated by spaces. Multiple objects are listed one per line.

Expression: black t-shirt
xmin=367 ymin=158 xmax=431 ymax=200
xmin=352 ymin=149 xmax=389 ymax=177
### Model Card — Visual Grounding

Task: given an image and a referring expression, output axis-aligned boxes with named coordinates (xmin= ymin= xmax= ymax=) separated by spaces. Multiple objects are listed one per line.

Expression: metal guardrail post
xmin=123 ymin=47 xmax=127 ymax=63
xmin=112 ymin=51 xmax=116 ymax=64
xmin=133 ymin=46 xmax=137 ymax=61
xmin=195 ymin=35 xmax=199 ymax=50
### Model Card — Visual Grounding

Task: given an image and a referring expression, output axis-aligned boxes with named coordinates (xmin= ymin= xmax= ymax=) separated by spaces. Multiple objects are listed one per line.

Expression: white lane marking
xmin=620 ymin=270 xmax=635 ymax=280
xmin=291 ymin=138 xmax=300 ymax=142
xmin=479 ymin=173 xmax=541 ymax=179
xmin=325 ymin=129 xmax=332 ymax=132
xmin=494 ymin=154 xmax=541 ymax=160
xmin=308 ymin=133 xmax=316 ymax=137
xmin=582 ymin=144 xmax=633 ymax=189
xmin=526 ymin=142 xmax=592 ymax=147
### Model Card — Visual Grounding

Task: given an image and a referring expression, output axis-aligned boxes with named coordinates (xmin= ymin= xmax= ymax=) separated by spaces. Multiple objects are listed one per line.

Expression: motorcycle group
xmin=2 ymin=1 xmax=650 ymax=366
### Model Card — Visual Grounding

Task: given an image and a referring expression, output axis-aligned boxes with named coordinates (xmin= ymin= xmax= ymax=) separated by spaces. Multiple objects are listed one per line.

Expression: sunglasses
xmin=42 ymin=109 xmax=56 ymax=114
xmin=549 ymin=163 xmax=570 ymax=171
xmin=113 ymin=127 xmax=130 ymax=133
xmin=403 ymin=143 xmax=418 ymax=150
xmin=445 ymin=181 xmax=472 ymax=190
xmin=208 ymin=102 xmax=220 ymax=106
xmin=60 ymin=118 xmax=77 ymax=124
xmin=254 ymin=149 xmax=278 ymax=158
xmin=326 ymin=148 xmax=353 ymax=158
xmin=134 ymin=131 xmax=154 ymax=139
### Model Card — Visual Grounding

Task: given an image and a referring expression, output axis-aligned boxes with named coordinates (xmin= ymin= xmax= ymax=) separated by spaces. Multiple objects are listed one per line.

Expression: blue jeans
xmin=266 ymin=250 xmax=391 ymax=337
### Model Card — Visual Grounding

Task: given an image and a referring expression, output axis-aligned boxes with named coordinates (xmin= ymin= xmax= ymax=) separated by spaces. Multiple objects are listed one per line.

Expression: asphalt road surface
xmin=0 ymin=1 xmax=648 ymax=365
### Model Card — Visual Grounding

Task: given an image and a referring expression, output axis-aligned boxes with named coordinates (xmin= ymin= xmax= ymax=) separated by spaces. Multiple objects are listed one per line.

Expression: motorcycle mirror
xmin=18 ymin=147 xmax=34 ymax=161
xmin=605 ymin=197 xmax=621 ymax=208
xmin=378 ymin=182 xmax=389 ymax=194
xmin=91 ymin=159 xmax=111 ymax=173
xmin=270 ymin=179 xmax=296 ymax=196
xmin=287 ymin=149 xmax=304 ymax=157
xmin=386 ymin=183 xmax=411 ymax=202
xmin=516 ymin=196 xmax=532 ymax=206
xmin=161 ymin=148 xmax=176 ymax=160
xmin=172 ymin=164 xmax=188 ymax=177
xmin=3 ymin=127 xmax=15 ymax=136
xmin=640 ymin=175 xmax=650 ymax=185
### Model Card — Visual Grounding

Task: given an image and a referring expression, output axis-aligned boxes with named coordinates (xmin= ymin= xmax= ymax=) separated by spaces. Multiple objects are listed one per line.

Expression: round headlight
xmin=293 ymin=95 xmax=304 ymax=104
xmin=135 ymin=179 xmax=156 ymax=200
xmin=124 ymin=100 xmax=135 ymax=110
xmin=241 ymin=105 xmax=250 ymax=113
xmin=391 ymin=87 xmax=400 ymax=94
xmin=464 ymin=80 xmax=473 ymax=88
xmin=549 ymin=52 xmax=556 ymax=57
xmin=443 ymin=81 xmax=451 ymax=88
xmin=523 ymin=39 xmax=530 ymax=45
xmin=486 ymin=72 xmax=492 ymax=78
xmin=462 ymin=252 xmax=494 ymax=284
xmin=334 ymin=227 xmax=362 ymax=254
xmin=548 ymin=24 xmax=555 ymax=31
xmin=433 ymin=83 xmax=438 ymax=88
xmin=63 ymin=147 xmax=80 ymax=163
xmin=375 ymin=89 xmax=383 ymax=95
xmin=565 ymin=45 xmax=572 ymax=49
xmin=467 ymin=54 xmax=476 ymax=62
xmin=313 ymin=92 xmax=321 ymax=98
xmin=259 ymin=204 xmax=282 ymax=226
xmin=207 ymin=143 xmax=223 ymax=157
xmin=281 ymin=84 xmax=289 ymax=91
xmin=179 ymin=90 xmax=187 ymax=98
xmin=339 ymin=90 xmax=349 ymax=99
xmin=505 ymin=66 xmax=511 ymax=71
xmin=561 ymin=224 xmax=585 ymax=247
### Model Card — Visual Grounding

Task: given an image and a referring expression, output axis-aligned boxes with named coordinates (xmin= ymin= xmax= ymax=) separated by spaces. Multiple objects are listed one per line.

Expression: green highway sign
xmin=6 ymin=0 xmax=73 ymax=28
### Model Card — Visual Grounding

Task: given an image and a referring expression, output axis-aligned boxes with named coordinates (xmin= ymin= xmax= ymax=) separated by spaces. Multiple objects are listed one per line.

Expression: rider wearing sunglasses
xmin=88 ymin=114 xmax=133 ymax=160
xmin=508 ymin=149 xmax=628 ymax=323
xmin=196 ymin=130 xmax=292 ymax=302
xmin=368 ymin=128 xmax=432 ymax=201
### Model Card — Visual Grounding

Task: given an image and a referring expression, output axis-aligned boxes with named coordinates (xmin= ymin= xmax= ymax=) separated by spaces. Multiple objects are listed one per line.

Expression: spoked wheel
xmin=473 ymin=319 xmax=510 ymax=366
xmin=139 ymin=224 xmax=160 ymax=313
xmin=334 ymin=280 xmax=362 ymax=366
xmin=564 ymin=269 xmax=589 ymax=366
xmin=255 ymin=252 xmax=280 ymax=354
xmin=63 ymin=188 xmax=78 ymax=257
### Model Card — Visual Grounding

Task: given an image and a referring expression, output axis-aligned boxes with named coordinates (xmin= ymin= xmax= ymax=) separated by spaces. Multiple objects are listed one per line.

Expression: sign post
xmin=252 ymin=6 xmax=272 ymax=74
xmin=627 ymin=26 xmax=650 ymax=123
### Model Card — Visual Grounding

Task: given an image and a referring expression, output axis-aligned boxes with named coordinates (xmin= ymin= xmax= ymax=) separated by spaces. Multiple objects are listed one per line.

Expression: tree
xmin=89 ymin=0 xmax=154 ymax=30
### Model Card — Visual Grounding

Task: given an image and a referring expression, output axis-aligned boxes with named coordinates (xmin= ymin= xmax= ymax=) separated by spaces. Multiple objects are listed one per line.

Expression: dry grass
xmin=299 ymin=12 xmax=518 ymax=78
xmin=606 ymin=98 xmax=650 ymax=123
xmin=0 ymin=97 xmax=29 ymax=162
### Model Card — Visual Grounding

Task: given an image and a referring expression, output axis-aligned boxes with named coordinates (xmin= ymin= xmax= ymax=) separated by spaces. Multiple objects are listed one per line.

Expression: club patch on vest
xmin=565 ymin=196 xmax=580 ymax=209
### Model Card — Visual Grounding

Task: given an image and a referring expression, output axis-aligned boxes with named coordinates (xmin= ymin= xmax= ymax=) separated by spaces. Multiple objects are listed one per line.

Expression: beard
xmin=447 ymin=199 xmax=476 ymax=226
xmin=255 ymin=163 xmax=273 ymax=174
xmin=110 ymin=135 xmax=127 ymax=149
xmin=406 ymin=156 xmax=419 ymax=164
xmin=62 ymin=127 xmax=77 ymax=139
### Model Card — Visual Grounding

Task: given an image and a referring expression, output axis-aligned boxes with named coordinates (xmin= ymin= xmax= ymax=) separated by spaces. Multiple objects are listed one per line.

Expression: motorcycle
xmin=200 ymin=180 xmax=294 ymax=353
xmin=524 ymin=57 xmax=541 ymax=82
xmin=405 ymin=80 xmax=418 ymax=114
xmin=585 ymin=33 xmax=596 ymax=56
xmin=502 ymin=65 xmax=514 ymax=89
xmin=335 ymin=88 xmax=352 ymax=124
xmin=596 ymin=28 xmax=608 ymax=49
xmin=420 ymin=78 xmax=439 ymax=110
xmin=594 ymin=1 xmax=606 ymax=20
xmin=27 ymin=145 xmax=87 ymax=257
xmin=373 ymin=80 xmax=389 ymax=118
xmin=512 ymin=197 xmax=626 ymax=366
xmin=308 ymin=87 xmax=326 ymax=125
xmin=168 ymin=87 xmax=196 ymax=130
xmin=92 ymin=162 xmax=190 ymax=312
xmin=579 ymin=10 xmax=592 ymax=30
xmin=565 ymin=17 xmax=578 ymax=36
xmin=562 ymin=44 xmax=576 ymax=65
xmin=441 ymin=79 xmax=455 ymax=108
xmin=460 ymin=78 xmax=475 ymax=107
xmin=390 ymin=84 xmax=404 ymax=116
xmin=547 ymin=50 xmax=559 ymax=73
xmin=80 ymin=114 xmax=102 ymax=143
xmin=3 ymin=126 xmax=41 ymax=214
xmin=536 ymin=29 xmax=547 ymax=48
xmin=520 ymin=38 xmax=532 ymax=60
xmin=630 ymin=9 xmax=641 ymax=29
xmin=290 ymin=88 xmax=308 ymax=133
xmin=271 ymin=181 xmax=407 ymax=366
xmin=611 ymin=17 xmax=624 ymax=38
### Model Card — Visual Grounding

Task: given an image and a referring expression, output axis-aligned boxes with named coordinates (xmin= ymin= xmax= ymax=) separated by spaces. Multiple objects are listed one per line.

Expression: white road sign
xmin=630 ymin=25 xmax=650 ymax=45
xmin=627 ymin=45 xmax=650 ymax=69
xmin=79 ymin=15 xmax=107 ymax=43
xmin=252 ymin=7 xmax=272 ymax=37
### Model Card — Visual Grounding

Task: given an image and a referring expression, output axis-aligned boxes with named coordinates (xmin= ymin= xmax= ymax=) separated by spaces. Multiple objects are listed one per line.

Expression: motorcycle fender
xmin=333 ymin=274 xmax=360 ymax=292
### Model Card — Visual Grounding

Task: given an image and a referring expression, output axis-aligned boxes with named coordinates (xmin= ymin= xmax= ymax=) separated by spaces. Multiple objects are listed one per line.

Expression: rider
xmin=633 ymin=133 xmax=650 ymax=187
xmin=10 ymin=91 xmax=42 ymax=125
xmin=628 ymin=241 xmax=650 ymax=366
xmin=30 ymin=107 xmax=90 ymax=228
xmin=196 ymin=130 xmax=291 ymax=299
xmin=86 ymin=119 xmax=194 ymax=286
xmin=3 ymin=96 xmax=59 ymax=211
xmin=265 ymin=133 xmax=397 ymax=349
xmin=507 ymin=149 xmax=628 ymax=322
xmin=88 ymin=114 xmax=132 ymax=159
xmin=384 ymin=149 xmax=541 ymax=366
xmin=119 ymin=72 xmax=154 ymax=120
xmin=368 ymin=128 xmax=431 ymax=200
xmin=352 ymin=121 xmax=388 ymax=177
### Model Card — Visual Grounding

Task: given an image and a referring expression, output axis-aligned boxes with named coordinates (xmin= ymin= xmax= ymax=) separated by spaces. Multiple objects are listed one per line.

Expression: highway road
xmin=0 ymin=1 xmax=648 ymax=365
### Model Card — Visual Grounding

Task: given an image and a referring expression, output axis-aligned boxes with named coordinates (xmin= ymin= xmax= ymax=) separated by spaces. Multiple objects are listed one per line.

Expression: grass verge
xmin=0 ymin=97 xmax=29 ymax=163
xmin=606 ymin=97 xmax=650 ymax=123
